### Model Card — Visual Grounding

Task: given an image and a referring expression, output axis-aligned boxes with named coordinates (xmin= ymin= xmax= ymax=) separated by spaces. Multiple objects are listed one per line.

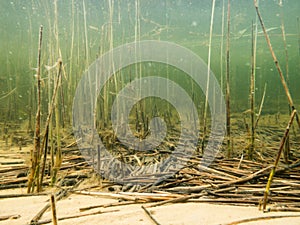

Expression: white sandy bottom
xmin=1 ymin=191 xmax=300 ymax=225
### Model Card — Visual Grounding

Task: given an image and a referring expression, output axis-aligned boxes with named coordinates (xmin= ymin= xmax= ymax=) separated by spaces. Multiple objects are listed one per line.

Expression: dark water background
xmin=0 ymin=0 xmax=299 ymax=123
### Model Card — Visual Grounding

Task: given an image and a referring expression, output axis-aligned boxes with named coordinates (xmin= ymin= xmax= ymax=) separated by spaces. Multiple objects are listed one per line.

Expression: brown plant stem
xmin=253 ymin=0 xmax=300 ymax=128
xmin=202 ymin=0 xmax=216 ymax=153
xmin=249 ymin=21 xmax=256 ymax=160
xmin=27 ymin=25 xmax=43 ymax=193
xmin=39 ymin=59 xmax=63 ymax=191
xmin=50 ymin=194 xmax=58 ymax=225
xmin=225 ymin=0 xmax=231 ymax=158
xmin=261 ymin=109 xmax=296 ymax=211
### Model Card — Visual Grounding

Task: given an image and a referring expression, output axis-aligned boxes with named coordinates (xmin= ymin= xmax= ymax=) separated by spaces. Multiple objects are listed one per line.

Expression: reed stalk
xmin=225 ymin=0 xmax=231 ymax=158
xmin=39 ymin=59 xmax=62 ymax=191
xmin=220 ymin=0 xmax=225 ymax=114
xmin=297 ymin=17 xmax=300 ymax=59
xmin=201 ymin=0 xmax=216 ymax=153
xmin=279 ymin=2 xmax=289 ymax=86
xmin=27 ymin=25 xmax=43 ymax=193
xmin=50 ymin=194 xmax=58 ymax=225
xmin=278 ymin=2 xmax=291 ymax=162
xmin=253 ymin=0 xmax=300 ymax=128
xmin=261 ymin=109 xmax=296 ymax=211
xmin=52 ymin=70 xmax=62 ymax=186
xmin=254 ymin=83 xmax=266 ymax=129
xmin=249 ymin=21 xmax=257 ymax=160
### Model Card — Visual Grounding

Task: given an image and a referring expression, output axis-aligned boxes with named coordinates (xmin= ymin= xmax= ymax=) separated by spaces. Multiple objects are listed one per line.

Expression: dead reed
xmin=253 ymin=0 xmax=300 ymax=128
xmin=261 ymin=109 xmax=297 ymax=211
xmin=249 ymin=21 xmax=256 ymax=160
xmin=225 ymin=0 xmax=231 ymax=158
xmin=202 ymin=0 xmax=216 ymax=153
xmin=27 ymin=25 xmax=43 ymax=193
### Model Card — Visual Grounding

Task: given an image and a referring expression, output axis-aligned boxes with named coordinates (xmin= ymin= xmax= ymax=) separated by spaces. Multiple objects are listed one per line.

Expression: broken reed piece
xmin=261 ymin=109 xmax=297 ymax=211
xmin=50 ymin=194 xmax=58 ymax=225
xmin=253 ymin=0 xmax=300 ymax=128
xmin=39 ymin=58 xmax=63 ymax=191
xmin=27 ymin=25 xmax=43 ymax=193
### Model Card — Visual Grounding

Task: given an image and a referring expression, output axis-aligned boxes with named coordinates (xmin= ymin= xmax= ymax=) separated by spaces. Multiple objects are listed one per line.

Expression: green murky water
xmin=0 ymin=0 xmax=299 ymax=125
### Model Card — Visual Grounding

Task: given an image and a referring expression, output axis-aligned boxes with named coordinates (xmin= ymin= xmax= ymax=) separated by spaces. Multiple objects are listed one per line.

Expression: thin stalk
xmin=27 ymin=25 xmax=43 ymax=193
xmin=220 ymin=0 xmax=225 ymax=114
xmin=278 ymin=1 xmax=291 ymax=162
xmin=279 ymin=1 xmax=289 ymax=86
xmin=253 ymin=0 xmax=300 ymax=128
xmin=201 ymin=0 xmax=216 ymax=153
xmin=249 ymin=21 xmax=256 ymax=160
xmin=297 ymin=17 xmax=300 ymax=59
xmin=39 ymin=59 xmax=62 ymax=191
xmin=225 ymin=0 xmax=231 ymax=158
xmin=50 ymin=194 xmax=58 ymax=225
xmin=261 ymin=109 xmax=296 ymax=211
xmin=52 ymin=71 xmax=62 ymax=186
xmin=69 ymin=0 xmax=75 ymax=123
xmin=254 ymin=83 xmax=266 ymax=129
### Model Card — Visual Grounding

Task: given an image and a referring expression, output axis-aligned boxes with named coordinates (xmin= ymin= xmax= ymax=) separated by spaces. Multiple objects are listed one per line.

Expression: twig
xmin=33 ymin=209 xmax=120 ymax=225
xmin=224 ymin=214 xmax=300 ymax=225
xmin=146 ymin=193 xmax=204 ymax=208
xmin=0 ymin=214 xmax=21 ymax=221
xmin=141 ymin=205 xmax=161 ymax=225
xmin=79 ymin=201 xmax=137 ymax=212
xmin=29 ymin=179 xmax=83 ymax=224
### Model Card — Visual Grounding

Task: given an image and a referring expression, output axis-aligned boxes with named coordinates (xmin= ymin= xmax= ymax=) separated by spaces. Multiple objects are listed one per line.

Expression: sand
xmin=1 ymin=188 xmax=300 ymax=225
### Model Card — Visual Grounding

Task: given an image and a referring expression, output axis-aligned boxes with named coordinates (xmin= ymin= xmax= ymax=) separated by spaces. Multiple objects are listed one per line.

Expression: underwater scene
xmin=1 ymin=0 xmax=300 ymax=216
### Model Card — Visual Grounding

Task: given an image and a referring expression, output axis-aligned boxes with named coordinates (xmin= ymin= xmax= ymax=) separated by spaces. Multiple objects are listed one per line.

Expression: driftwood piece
xmin=33 ymin=209 xmax=120 ymax=225
xmin=141 ymin=205 xmax=161 ymax=225
xmin=0 ymin=214 xmax=21 ymax=221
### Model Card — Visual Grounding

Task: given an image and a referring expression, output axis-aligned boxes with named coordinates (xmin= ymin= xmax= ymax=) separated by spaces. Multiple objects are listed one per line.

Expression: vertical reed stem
xmin=220 ymin=0 xmax=225 ymax=114
xmin=261 ymin=109 xmax=296 ymax=211
xmin=27 ymin=25 xmax=43 ymax=193
xmin=253 ymin=0 xmax=300 ymax=128
xmin=201 ymin=0 xmax=216 ymax=153
xmin=50 ymin=194 xmax=58 ymax=225
xmin=249 ymin=21 xmax=256 ymax=160
xmin=225 ymin=0 xmax=231 ymax=158
xmin=254 ymin=83 xmax=266 ymax=129
xmin=40 ymin=59 xmax=62 ymax=191
xmin=297 ymin=17 xmax=300 ymax=59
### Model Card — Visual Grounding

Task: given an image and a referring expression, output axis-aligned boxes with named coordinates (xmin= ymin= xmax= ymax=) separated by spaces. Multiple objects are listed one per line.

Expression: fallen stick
xmin=0 ymin=214 xmax=20 ymax=221
xmin=79 ymin=200 xmax=137 ymax=212
xmin=146 ymin=192 xmax=205 ymax=208
xmin=0 ymin=192 xmax=49 ymax=199
xmin=261 ymin=110 xmax=297 ymax=211
xmin=166 ymin=165 xmax=273 ymax=193
xmin=141 ymin=205 xmax=161 ymax=225
xmin=33 ymin=209 xmax=119 ymax=225
xmin=73 ymin=190 xmax=147 ymax=202
xmin=29 ymin=179 xmax=83 ymax=224
xmin=224 ymin=214 xmax=300 ymax=225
